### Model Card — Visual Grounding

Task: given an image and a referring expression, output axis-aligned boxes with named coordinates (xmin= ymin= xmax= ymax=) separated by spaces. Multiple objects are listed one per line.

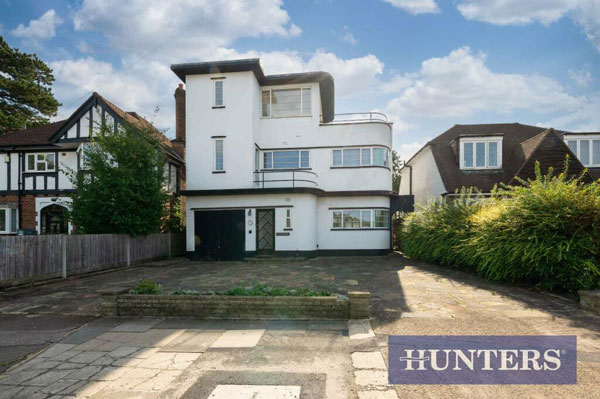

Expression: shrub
xmin=130 ymin=279 xmax=163 ymax=295
xmin=171 ymin=289 xmax=200 ymax=295
xmin=400 ymin=162 xmax=600 ymax=293
xmin=226 ymin=284 xmax=331 ymax=297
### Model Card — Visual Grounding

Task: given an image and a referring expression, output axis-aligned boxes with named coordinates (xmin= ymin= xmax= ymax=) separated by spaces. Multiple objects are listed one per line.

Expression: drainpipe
xmin=17 ymin=151 xmax=22 ymax=230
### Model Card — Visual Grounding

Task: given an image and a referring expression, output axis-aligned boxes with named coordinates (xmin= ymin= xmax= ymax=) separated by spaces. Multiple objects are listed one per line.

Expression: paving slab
xmin=208 ymin=384 xmax=301 ymax=398
xmin=158 ymin=330 xmax=223 ymax=353
xmin=353 ymin=370 xmax=388 ymax=386
xmin=351 ymin=351 xmax=387 ymax=370
xmin=210 ymin=329 xmax=266 ymax=348
xmin=348 ymin=320 xmax=375 ymax=340
xmin=111 ymin=319 xmax=164 ymax=333
xmin=357 ymin=390 xmax=399 ymax=399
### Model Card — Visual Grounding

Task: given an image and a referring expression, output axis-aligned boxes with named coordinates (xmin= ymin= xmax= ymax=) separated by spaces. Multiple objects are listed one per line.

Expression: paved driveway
xmin=0 ymin=254 xmax=599 ymax=398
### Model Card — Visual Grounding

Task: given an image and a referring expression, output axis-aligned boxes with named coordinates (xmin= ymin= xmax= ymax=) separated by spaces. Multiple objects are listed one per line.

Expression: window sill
xmin=212 ymin=106 xmax=225 ymax=109
xmin=330 ymin=165 xmax=390 ymax=170
xmin=260 ymin=115 xmax=312 ymax=120
xmin=461 ymin=167 xmax=502 ymax=171
xmin=212 ymin=170 xmax=226 ymax=174
xmin=283 ymin=228 xmax=293 ymax=231
xmin=330 ymin=228 xmax=390 ymax=231
xmin=258 ymin=168 xmax=312 ymax=172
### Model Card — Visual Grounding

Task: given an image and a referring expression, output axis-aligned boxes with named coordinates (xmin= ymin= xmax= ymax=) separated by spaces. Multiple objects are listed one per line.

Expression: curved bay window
xmin=40 ymin=204 xmax=68 ymax=235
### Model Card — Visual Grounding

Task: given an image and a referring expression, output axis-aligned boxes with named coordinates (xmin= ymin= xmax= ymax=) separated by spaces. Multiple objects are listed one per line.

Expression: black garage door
xmin=194 ymin=210 xmax=245 ymax=260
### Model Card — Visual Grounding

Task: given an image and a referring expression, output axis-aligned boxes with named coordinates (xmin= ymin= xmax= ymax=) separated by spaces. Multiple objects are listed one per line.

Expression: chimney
xmin=174 ymin=83 xmax=186 ymax=143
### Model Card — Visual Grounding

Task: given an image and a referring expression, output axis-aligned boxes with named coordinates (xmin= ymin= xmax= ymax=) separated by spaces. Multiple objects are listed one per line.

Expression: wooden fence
xmin=0 ymin=233 xmax=185 ymax=288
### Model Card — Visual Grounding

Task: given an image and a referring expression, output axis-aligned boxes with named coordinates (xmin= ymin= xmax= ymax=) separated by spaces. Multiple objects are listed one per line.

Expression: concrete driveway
xmin=0 ymin=254 xmax=599 ymax=398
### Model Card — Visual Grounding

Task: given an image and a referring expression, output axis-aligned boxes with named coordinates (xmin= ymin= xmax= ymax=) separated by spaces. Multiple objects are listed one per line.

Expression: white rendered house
xmin=171 ymin=59 xmax=404 ymax=259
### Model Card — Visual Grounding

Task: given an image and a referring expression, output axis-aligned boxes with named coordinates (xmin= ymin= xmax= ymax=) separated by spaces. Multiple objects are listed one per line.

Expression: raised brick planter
xmin=578 ymin=290 xmax=600 ymax=315
xmin=100 ymin=290 xmax=370 ymax=320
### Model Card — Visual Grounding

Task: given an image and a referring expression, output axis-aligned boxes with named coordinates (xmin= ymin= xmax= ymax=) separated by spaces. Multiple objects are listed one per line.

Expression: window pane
xmin=476 ymin=142 xmax=485 ymax=167
xmin=27 ymin=155 xmax=35 ymax=170
xmin=567 ymin=140 xmax=577 ymax=155
xmin=46 ymin=154 xmax=55 ymax=170
xmin=332 ymin=211 xmax=342 ymax=228
xmin=343 ymin=210 xmax=360 ymax=228
xmin=255 ymin=150 xmax=259 ymax=170
xmin=0 ymin=209 xmax=5 ymax=232
xmin=361 ymin=148 xmax=371 ymax=165
xmin=361 ymin=210 xmax=371 ymax=228
xmin=580 ymin=140 xmax=590 ymax=165
xmin=300 ymin=151 xmax=309 ymax=168
xmin=463 ymin=143 xmax=473 ymax=168
xmin=488 ymin=142 xmax=498 ymax=167
xmin=261 ymin=91 xmax=270 ymax=117
xmin=273 ymin=151 xmax=299 ymax=169
xmin=37 ymin=160 xmax=46 ymax=171
xmin=332 ymin=150 xmax=342 ymax=166
xmin=215 ymin=140 xmax=223 ymax=170
xmin=285 ymin=209 xmax=291 ymax=228
xmin=301 ymin=88 xmax=311 ymax=116
xmin=214 ymin=81 xmax=223 ymax=106
xmin=263 ymin=152 xmax=273 ymax=169
xmin=271 ymin=89 xmax=301 ymax=117
xmin=343 ymin=148 xmax=360 ymax=166
xmin=10 ymin=209 xmax=17 ymax=232
xmin=373 ymin=148 xmax=387 ymax=166
xmin=593 ymin=140 xmax=600 ymax=165
xmin=374 ymin=210 xmax=390 ymax=228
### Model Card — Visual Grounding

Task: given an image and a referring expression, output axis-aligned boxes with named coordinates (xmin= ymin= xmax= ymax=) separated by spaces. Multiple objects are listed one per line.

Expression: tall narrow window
xmin=361 ymin=148 xmax=371 ymax=165
xmin=261 ymin=91 xmax=271 ymax=117
xmin=214 ymin=139 xmax=224 ymax=171
xmin=580 ymin=140 xmax=590 ymax=165
xmin=463 ymin=143 xmax=473 ymax=168
xmin=285 ymin=209 xmax=292 ymax=229
xmin=214 ymin=80 xmax=224 ymax=107
xmin=0 ymin=208 xmax=18 ymax=234
xmin=332 ymin=150 xmax=342 ymax=166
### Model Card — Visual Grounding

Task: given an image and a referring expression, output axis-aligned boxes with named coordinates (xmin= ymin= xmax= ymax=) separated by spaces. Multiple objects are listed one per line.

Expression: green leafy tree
xmin=66 ymin=123 xmax=169 ymax=236
xmin=392 ymin=150 xmax=401 ymax=192
xmin=0 ymin=36 xmax=60 ymax=134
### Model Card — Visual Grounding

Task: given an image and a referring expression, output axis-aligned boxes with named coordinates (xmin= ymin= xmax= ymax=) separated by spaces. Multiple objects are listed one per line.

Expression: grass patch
xmin=225 ymin=284 xmax=331 ymax=297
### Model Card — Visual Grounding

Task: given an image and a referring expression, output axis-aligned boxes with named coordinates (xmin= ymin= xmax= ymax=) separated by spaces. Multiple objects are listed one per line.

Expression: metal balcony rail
xmin=254 ymin=169 xmax=319 ymax=188
xmin=322 ymin=112 xmax=389 ymax=124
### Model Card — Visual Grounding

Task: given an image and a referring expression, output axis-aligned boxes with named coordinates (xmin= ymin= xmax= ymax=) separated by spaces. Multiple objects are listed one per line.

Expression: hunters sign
xmin=388 ymin=335 xmax=577 ymax=384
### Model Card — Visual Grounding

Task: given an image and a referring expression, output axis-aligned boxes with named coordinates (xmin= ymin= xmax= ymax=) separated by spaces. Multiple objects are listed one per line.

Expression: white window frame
xmin=564 ymin=135 xmax=600 ymax=167
xmin=25 ymin=153 xmax=56 ymax=172
xmin=285 ymin=208 xmax=292 ymax=229
xmin=331 ymin=208 xmax=390 ymax=230
xmin=331 ymin=147 xmax=389 ymax=167
xmin=261 ymin=87 xmax=312 ymax=118
xmin=460 ymin=137 xmax=502 ymax=170
xmin=262 ymin=150 xmax=310 ymax=169
xmin=0 ymin=207 xmax=18 ymax=234
xmin=213 ymin=138 xmax=224 ymax=171
xmin=213 ymin=79 xmax=224 ymax=107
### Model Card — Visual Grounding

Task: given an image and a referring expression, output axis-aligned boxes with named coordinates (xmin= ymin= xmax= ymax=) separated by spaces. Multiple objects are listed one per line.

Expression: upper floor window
xmin=332 ymin=147 xmax=389 ymax=168
xmin=263 ymin=150 xmax=309 ymax=169
xmin=460 ymin=138 xmax=502 ymax=170
xmin=0 ymin=208 xmax=18 ymax=234
xmin=213 ymin=79 xmax=224 ymax=107
xmin=214 ymin=139 xmax=224 ymax=171
xmin=26 ymin=153 xmax=55 ymax=172
xmin=565 ymin=136 xmax=600 ymax=167
xmin=262 ymin=88 xmax=311 ymax=118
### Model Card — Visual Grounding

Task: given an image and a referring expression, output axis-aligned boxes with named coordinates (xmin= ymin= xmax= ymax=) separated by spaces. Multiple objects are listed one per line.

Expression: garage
xmin=193 ymin=210 xmax=245 ymax=260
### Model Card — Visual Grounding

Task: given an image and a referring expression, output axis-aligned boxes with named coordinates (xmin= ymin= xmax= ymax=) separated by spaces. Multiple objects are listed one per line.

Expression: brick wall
xmin=0 ymin=194 xmax=70 ymax=231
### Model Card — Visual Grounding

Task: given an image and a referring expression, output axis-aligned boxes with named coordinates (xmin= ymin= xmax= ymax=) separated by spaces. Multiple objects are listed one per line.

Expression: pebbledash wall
xmin=175 ymin=60 xmax=396 ymax=258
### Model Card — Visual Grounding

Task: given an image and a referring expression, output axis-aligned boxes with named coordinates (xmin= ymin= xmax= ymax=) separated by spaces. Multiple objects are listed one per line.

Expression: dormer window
xmin=565 ymin=135 xmax=600 ymax=167
xmin=261 ymin=88 xmax=311 ymax=118
xmin=460 ymin=137 xmax=502 ymax=170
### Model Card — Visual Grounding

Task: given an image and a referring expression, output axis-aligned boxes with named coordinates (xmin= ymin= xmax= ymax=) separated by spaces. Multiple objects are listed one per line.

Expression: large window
xmin=460 ymin=138 xmax=502 ymax=170
xmin=263 ymin=150 xmax=309 ymax=169
xmin=26 ymin=153 xmax=55 ymax=172
xmin=214 ymin=139 xmax=224 ymax=171
xmin=332 ymin=209 xmax=390 ymax=229
xmin=262 ymin=88 xmax=311 ymax=118
xmin=332 ymin=147 xmax=389 ymax=167
xmin=565 ymin=136 xmax=600 ymax=167
xmin=213 ymin=79 xmax=224 ymax=107
xmin=0 ymin=208 xmax=18 ymax=234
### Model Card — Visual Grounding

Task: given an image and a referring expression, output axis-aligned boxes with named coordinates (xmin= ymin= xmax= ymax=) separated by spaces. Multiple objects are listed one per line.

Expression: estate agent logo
xmin=389 ymin=335 xmax=577 ymax=384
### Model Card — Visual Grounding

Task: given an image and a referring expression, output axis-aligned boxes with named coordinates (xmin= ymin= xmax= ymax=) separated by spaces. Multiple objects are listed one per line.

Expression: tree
xmin=0 ymin=36 xmax=60 ymax=134
xmin=66 ymin=123 xmax=169 ymax=236
xmin=392 ymin=150 xmax=402 ymax=193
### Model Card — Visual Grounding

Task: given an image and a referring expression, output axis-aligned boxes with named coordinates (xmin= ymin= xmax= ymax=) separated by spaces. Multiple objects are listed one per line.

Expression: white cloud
xmin=398 ymin=141 xmax=425 ymax=160
xmin=568 ymin=67 xmax=593 ymax=87
xmin=456 ymin=0 xmax=600 ymax=51
xmin=335 ymin=26 xmax=357 ymax=45
xmin=385 ymin=47 xmax=582 ymax=121
xmin=384 ymin=0 xmax=440 ymax=15
xmin=543 ymin=93 xmax=600 ymax=132
xmin=76 ymin=40 xmax=93 ymax=54
xmin=11 ymin=9 xmax=63 ymax=40
xmin=72 ymin=0 xmax=301 ymax=59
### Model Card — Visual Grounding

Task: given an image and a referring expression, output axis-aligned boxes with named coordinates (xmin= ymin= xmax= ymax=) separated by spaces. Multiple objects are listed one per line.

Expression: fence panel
xmin=0 ymin=235 xmax=62 ymax=286
xmin=130 ymin=234 xmax=169 ymax=263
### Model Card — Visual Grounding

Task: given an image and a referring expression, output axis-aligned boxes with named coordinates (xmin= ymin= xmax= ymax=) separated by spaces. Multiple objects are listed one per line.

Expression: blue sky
xmin=2 ymin=0 xmax=599 ymax=159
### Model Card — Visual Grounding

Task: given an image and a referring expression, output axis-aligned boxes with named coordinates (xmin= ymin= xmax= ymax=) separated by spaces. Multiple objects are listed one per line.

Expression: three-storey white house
xmin=171 ymin=59 xmax=403 ymax=260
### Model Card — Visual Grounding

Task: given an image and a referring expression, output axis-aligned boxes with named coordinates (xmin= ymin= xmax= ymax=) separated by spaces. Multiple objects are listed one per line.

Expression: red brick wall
xmin=0 ymin=194 xmax=70 ymax=231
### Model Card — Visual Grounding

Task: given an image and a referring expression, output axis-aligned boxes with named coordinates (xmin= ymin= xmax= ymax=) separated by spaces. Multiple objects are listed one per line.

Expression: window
xmin=285 ymin=209 xmax=292 ymax=229
xmin=261 ymin=88 xmax=311 ymax=118
xmin=26 ymin=153 xmax=55 ymax=172
xmin=0 ymin=208 xmax=18 ymax=234
xmin=262 ymin=150 xmax=309 ymax=169
xmin=214 ymin=80 xmax=224 ymax=107
xmin=331 ymin=209 xmax=390 ymax=229
xmin=214 ymin=139 xmax=224 ymax=171
xmin=565 ymin=136 xmax=600 ymax=167
xmin=332 ymin=147 xmax=389 ymax=167
xmin=460 ymin=138 xmax=502 ymax=170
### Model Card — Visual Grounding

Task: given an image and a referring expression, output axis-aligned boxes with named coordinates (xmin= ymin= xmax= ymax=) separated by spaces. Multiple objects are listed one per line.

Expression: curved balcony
xmin=254 ymin=169 xmax=319 ymax=189
xmin=321 ymin=112 xmax=389 ymax=125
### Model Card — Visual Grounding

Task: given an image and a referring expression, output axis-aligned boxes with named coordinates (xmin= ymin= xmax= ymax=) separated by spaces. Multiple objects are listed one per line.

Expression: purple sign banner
xmin=389 ymin=335 xmax=577 ymax=385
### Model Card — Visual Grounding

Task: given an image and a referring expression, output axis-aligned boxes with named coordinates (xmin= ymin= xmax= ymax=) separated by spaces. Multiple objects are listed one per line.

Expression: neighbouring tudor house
xmin=0 ymin=93 xmax=184 ymax=235
xmin=170 ymin=58 xmax=411 ymax=260
xmin=399 ymin=123 xmax=600 ymax=203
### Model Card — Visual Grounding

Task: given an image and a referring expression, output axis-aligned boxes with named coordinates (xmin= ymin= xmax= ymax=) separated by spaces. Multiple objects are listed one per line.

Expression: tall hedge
xmin=400 ymin=163 xmax=600 ymax=293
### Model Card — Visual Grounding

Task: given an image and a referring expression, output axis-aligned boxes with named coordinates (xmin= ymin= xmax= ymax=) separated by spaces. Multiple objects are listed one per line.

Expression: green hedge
xmin=400 ymin=163 xmax=600 ymax=293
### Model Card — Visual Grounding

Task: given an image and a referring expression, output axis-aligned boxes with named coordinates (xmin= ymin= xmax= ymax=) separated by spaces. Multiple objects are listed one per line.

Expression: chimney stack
xmin=174 ymin=84 xmax=186 ymax=143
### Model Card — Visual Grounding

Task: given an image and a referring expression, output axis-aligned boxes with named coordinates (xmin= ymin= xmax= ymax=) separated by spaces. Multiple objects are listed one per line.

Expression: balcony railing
xmin=322 ymin=112 xmax=389 ymax=124
xmin=254 ymin=169 xmax=319 ymax=189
